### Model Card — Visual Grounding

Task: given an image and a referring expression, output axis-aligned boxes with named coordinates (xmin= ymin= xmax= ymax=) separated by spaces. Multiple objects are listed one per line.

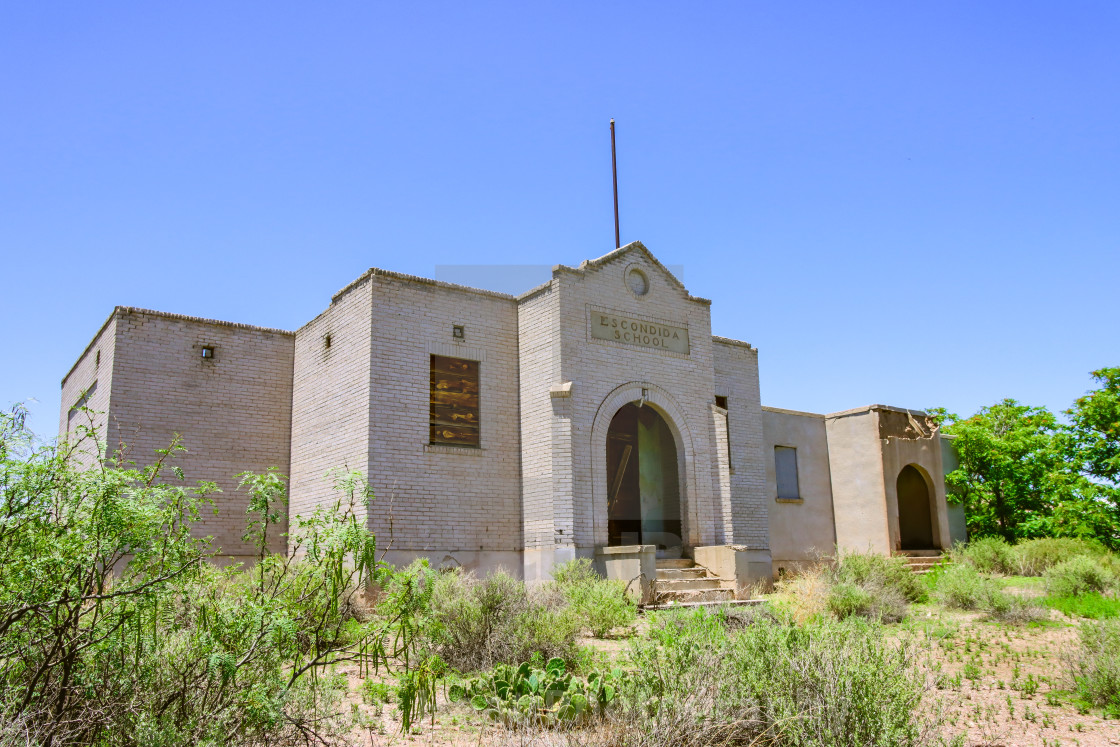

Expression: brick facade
xmin=62 ymin=307 xmax=294 ymax=562
xmin=60 ymin=242 xmax=952 ymax=581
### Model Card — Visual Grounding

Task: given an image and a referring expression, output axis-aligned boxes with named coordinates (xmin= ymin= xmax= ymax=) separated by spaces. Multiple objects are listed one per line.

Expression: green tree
xmin=940 ymin=399 xmax=1064 ymax=540
xmin=1067 ymin=367 xmax=1120 ymax=492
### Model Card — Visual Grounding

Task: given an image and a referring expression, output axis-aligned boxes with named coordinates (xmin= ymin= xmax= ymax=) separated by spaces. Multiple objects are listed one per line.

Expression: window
xmin=714 ymin=396 xmax=732 ymax=467
xmin=67 ymin=381 xmax=98 ymax=426
xmin=775 ymin=446 xmax=800 ymax=500
xmin=429 ymin=355 xmax=480 ymax=447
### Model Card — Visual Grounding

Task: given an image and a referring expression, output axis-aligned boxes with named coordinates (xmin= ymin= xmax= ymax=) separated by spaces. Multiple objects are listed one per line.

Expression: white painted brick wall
xmin=61 ymin=244 xmax=780 ymax=573
xmin=64 ymin=308 xmax=295 ymax=561
xmin=713 ymin=340 xmax=771 ymax=549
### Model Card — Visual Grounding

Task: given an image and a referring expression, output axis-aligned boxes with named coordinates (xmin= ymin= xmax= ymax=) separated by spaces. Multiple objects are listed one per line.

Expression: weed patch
xmin=1045 ymin=592 xmax=1120 ymax=619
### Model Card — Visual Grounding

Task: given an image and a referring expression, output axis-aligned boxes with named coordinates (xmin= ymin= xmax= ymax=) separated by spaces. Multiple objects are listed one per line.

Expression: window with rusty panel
xmin=429 ymin=355 xmax=480 ymax=447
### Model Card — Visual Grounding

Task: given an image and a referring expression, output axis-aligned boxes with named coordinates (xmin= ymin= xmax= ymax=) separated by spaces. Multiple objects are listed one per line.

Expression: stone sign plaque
xmin=590 ymin=310 xmax=690 ymax=355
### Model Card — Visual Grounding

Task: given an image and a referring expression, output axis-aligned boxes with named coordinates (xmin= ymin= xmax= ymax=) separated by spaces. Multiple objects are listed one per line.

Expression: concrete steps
xmin=895 ymin=549 xmax=947 ymax=575
xmin=650 ymin=558 xmax=735 ymax=605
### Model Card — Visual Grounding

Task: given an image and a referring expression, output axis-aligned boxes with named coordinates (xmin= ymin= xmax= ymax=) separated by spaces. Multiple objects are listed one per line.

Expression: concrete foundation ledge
xmin=693 ymin=545 xmax=773 ymax=597
xmin=594 ymin=544 xmax=656 ymax=604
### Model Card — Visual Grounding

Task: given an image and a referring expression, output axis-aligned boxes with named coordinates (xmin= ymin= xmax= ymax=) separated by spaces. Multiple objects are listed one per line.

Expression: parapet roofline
xmin=762 ymin=404 xmax=934 ymax=421
xmin=762 ymin=405 xmax=826 ymax=419
xmin=712 ymin=335 xmax=755 ymax=351
xmin=331 ymin=241 xmax=712 ymax=306
xmin=331 ymin=267 xmax=521 ymax=305
xmin=62 ymin=306 xmax=293 ymax=386
xmin=60 ymin=308 xmax=118 ymax=387
xmin=825 ymin=403 xmax=932 ymax=420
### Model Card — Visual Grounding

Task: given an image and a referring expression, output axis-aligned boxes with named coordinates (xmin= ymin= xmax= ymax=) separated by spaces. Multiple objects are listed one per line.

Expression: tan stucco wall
xmin=761 ymin=407 xmax=837 ymax=574
xmin=825 ymin=409 xmax=891 ymax=554
xmin=941 ymin=435 xmax=968 ymax=544
xmin=878 ymin=412 xmax=949 ymax=553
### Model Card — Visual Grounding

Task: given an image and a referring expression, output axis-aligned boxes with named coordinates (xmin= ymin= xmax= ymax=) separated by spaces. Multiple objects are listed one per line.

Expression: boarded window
xmin=775 ymin=446 xmax=800 ymax=500
xmin=429 ymin=355 xmax=480 ymax=447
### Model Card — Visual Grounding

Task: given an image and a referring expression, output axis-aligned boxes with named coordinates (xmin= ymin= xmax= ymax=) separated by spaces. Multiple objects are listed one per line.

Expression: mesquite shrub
xmin=0 ymin=405 xmax=383 ymax=746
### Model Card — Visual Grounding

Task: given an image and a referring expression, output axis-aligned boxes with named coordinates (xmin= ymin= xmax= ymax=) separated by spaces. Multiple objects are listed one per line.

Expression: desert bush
xmin=1013 ymin=537 xmax=1108 ymax=576
xmin=827 ymin=580 xmax=908 ymax=624
xmin=934 ymin=563 xmax=1000 ymax=610
xmin=932 ymin=563 xmax=1046 ymax=624
xmin=833 ymin=551 xmax=927 ymax=603
xmin=799 ymin=551 xmax=922 ymax=624
xmin=552 ymin=559 xmax=637 ymax=638
xmin=426 ymin=568 xmax=580 ymax=671
xmin=827 ymin=581 xmax=874 ymax=620
xmin=985 ymin=589 xmax=1048 ymax=625
xmin=1067 ymin=618 xmax=1120 ymax=715
xmin=551 ymin=557 xmax=600 ymax=587
xmin=1044 ymin=555 xmax=1118 ymax=598
xmin=565 ymin=578 xmax=637 ymax=637
xmin=951 ymin=536 xmax=1016 ymax=574
xmin=772 ymin=566 xmax=831 ymax=624
xmin=616 ymin=608 xmax=938 ymax=746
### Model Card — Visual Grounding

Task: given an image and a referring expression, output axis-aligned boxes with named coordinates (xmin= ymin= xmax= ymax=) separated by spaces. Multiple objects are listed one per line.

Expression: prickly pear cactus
xmin=447 ymin=658 xmax=627 ymax=728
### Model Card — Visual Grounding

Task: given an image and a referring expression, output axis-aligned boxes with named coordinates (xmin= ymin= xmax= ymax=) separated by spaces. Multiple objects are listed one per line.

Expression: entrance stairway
xmin=650 ymin=558 xmax=736 ymax=606
xmin=896 ymin=549 xmax=946 ymax=574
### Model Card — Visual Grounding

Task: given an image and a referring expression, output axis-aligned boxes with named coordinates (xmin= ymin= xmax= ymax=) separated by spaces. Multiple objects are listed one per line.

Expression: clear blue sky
xmin=3 ymin=2 xmax=1118 ymax=437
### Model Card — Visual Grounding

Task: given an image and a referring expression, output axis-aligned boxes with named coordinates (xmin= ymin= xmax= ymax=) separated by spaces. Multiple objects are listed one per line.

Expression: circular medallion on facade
xmin=626 ymin=266 xmax=649 ymax=296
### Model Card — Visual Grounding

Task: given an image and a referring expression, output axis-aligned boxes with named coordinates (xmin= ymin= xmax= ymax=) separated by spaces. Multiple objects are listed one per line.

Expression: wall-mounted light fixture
xmin=201 ymin=346 xmax=215 ymax=359
xmin=452 ymin=325 xmax=465 ymax=339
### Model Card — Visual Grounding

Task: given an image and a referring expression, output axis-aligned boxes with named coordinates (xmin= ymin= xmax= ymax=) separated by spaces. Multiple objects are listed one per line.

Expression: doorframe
xmin=894 ymin=463 xmax=939 ymax=550
xmin=591 ymin=382 xmax=698 ymax=549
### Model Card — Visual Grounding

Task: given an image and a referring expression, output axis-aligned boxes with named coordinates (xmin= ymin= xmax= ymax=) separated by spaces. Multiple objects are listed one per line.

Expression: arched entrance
xmin=606 ymin=402 xmax=683 ymax=556
xmin=897 ymin=464 xmax=934 ymax=550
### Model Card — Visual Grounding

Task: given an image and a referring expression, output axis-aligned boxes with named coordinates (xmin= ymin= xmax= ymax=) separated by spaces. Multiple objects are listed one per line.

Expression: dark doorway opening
xmin=606 ymin=403 xmax=683 ymax=556
xmin=897 ymin=464 xmax=935 ymax=550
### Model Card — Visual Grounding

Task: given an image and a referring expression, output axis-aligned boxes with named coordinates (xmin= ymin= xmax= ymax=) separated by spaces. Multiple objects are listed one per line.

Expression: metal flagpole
xmin=611 ymin=119 xmax=620 ymax=249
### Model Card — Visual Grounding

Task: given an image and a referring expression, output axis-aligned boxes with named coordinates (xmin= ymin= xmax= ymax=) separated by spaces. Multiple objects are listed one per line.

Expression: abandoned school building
xmin=60 ymin=242 xmax=966 ymax=600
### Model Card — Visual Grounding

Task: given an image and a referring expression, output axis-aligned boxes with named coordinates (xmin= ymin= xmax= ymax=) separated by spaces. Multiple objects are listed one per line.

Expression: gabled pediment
xmin=555 ymin=241 xmax=709 ymax=305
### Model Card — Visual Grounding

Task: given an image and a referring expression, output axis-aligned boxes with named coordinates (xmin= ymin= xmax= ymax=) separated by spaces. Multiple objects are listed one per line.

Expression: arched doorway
xmin=897 ymin=464 xmax=934 ymax=550
xmin=606 ymin=402 xmax=683 ymax=555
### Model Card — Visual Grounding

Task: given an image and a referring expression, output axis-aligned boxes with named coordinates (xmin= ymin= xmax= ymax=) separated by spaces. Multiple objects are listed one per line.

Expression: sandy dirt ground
xmin=336 ymin=592 xmax=1120 ymax=747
